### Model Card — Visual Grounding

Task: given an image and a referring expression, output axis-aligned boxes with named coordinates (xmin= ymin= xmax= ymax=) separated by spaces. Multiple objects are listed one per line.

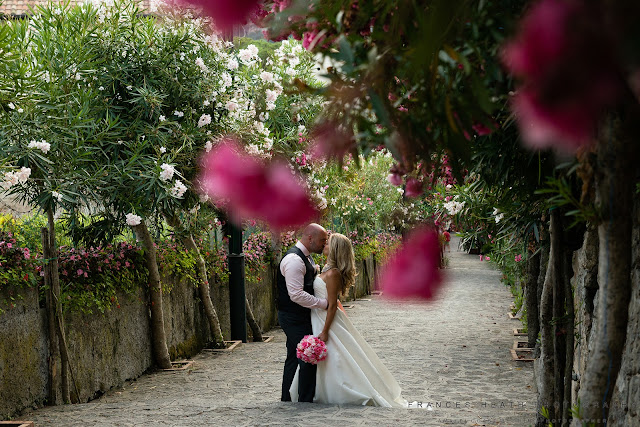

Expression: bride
xmin=290 ymin=233 xmax=408 ymax=408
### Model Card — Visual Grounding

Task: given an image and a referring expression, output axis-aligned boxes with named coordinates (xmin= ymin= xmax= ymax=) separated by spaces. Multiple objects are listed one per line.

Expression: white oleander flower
xmin=226 ymin=100 xmax=239 ymax=112
xmin=195 ymin=57 xmax=208 ymax=72
xmin=170 ymin=180 xmax=187 ymax=198
xmin=160 ymin=147 xmax=167 ymax=154
xmin=265 ymin=89 xmax=278 ymax=103
xmin=51 ymin=191 xmax=63 ymax=202
xmin=27 ymin=139 xmax=51 ymax=154
xmin=259 ymin=71 xmax=274 ymax=83
xmin=205 ymin=140 xmax=213 ymax=152
xmin=197 ymin=114 xmax=211 ymax=128
xmin=159 ymin=163 xmax=175 ymax=181
xmin=125 ymin=213 xmax=142 ymax=226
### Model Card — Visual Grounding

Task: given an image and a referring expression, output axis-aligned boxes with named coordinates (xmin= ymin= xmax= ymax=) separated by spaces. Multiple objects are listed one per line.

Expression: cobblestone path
xmin=24 ymin=237 xmax=536 ymax=426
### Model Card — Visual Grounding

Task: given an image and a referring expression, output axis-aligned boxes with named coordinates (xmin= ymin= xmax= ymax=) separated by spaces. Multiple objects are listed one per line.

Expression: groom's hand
xmin=318 ymin=331 xmax=328 ymax=343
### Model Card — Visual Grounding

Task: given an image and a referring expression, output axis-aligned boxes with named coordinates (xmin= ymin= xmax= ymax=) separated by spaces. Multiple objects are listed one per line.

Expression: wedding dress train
xmin=290 ymin=277 xmax=408 ymax=408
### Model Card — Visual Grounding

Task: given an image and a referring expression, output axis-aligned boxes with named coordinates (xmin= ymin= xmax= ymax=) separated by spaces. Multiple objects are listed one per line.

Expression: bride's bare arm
xmin=318 ymin=269 xmax=341 ymax=343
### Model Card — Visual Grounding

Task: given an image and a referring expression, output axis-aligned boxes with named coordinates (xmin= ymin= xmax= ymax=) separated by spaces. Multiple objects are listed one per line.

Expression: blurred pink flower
xmin=502 ymin=0 xmax=622 ymax=151
xmin=309 ymin=121 xmax=355 ymax=160
xmin=199 ymin=139 xmax=318 ymax=230
xmin=387 ymin=172 xmax=403 ymax=186
xmin=404 ymin=178 xmax=423 ymax=198
xmin=472 ymin=122 xmax=494 ymax=136
xmin=178 ymin=0 xmax=262 ymax=31
xmin=380 ymin=227 xmax=443 ymax=300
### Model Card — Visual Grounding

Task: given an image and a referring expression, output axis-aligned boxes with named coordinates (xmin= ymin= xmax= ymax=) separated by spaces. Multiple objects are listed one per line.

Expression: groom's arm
xmin=281 ymin=254 xmax=329 ymax=310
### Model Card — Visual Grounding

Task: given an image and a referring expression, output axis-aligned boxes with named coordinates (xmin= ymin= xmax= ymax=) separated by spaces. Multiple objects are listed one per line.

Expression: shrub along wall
xmin=0 ymin=256 xmax=377 ymax=419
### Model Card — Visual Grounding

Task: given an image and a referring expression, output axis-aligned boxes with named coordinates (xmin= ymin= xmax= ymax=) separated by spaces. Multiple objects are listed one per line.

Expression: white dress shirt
xmin=280 ymin=241 xmax=328 ymax=310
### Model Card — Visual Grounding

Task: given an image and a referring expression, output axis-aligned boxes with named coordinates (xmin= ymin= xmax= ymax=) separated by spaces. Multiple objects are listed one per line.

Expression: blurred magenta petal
xmin=501 ymin=0 xmax=576 ymax=79
xmin=472 ymin=122 xmax=495 ymax=136
xmin=512 ymin=88 xmax=594 ymax=150
xmin=381 ymin=227 xmax=443 ymax=300
xmin=404 ymin=178 xmax=423 ymax=198
xmin=502 ymin=0 xmax=622 ymax=151
xmin=387 ymin=172 xmax=403 ymax=186
xmin=199 ymin=139 xmax=318 ymax=229
xmin=310 ymin=121 xmax=355 ymax=160
xmin=179 ymin=0 xmax=262 ymax=30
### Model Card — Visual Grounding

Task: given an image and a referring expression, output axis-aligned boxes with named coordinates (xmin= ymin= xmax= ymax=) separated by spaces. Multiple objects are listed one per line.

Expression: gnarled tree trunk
xmin=608 ymin=194 xmax=640 ymax=425
xmin=132 ymin=222 xmax=172 ymax=369
xmin=577 ymin=113 xmax=636 ymax=423
xmin=536 ymin=213 xmax=556 ymax=427
xmin=526 ymin=243 xmax=541 ymax=349
xmin=166 ymin=215 xmax=226 ymax=348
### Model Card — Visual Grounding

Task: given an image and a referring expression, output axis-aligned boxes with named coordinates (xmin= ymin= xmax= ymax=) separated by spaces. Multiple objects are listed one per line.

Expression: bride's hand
xmin=318 ymin=331 xmax=329 ymax=343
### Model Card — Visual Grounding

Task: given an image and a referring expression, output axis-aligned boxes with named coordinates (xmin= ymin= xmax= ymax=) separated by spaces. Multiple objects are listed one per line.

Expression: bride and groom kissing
xmin=277 ymin=223 xmax=407 ymax=407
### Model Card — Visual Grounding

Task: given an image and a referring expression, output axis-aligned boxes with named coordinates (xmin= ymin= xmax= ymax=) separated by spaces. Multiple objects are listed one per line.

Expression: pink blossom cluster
xmin=514 ymin=254 xmax=523 ymax=262
xmin=502 ymin=0 xmax=624 ymax=151
xmin=380 ymin=227 xmax=444 ymax=300
xmin=296 ymin=335 xmax=328 ymax=365
xmin=199 ymin=139 xmax=318 ymax=230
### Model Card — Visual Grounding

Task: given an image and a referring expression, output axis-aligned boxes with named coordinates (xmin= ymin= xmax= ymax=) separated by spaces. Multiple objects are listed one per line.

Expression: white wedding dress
xmin=290 ymin=277 xmax=408 ymax=408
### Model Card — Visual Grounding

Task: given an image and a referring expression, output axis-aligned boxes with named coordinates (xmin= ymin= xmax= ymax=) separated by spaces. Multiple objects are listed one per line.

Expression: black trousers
xmin=278 ymin=310 xmax=317 ymax=402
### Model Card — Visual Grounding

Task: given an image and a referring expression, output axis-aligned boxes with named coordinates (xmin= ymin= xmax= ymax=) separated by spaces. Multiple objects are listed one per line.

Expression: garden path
xmin=24 ymin=236 xmax=536 ymax=426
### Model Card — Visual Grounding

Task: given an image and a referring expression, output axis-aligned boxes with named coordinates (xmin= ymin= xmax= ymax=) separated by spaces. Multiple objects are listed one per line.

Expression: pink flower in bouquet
xmin=296 ymin=335 xmax=328 ymax=365
xmin=199 ymin=139 xmax=318 ymax=230
xmin=380 ymin=227 xmax=443 ymax=300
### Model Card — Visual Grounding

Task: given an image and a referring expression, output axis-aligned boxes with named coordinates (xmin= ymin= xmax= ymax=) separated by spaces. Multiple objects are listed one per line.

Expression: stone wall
xmin=0 ymin=286 xmax=48 ymax=420
xmin=0 ymin=256 xmax=378 ymax=419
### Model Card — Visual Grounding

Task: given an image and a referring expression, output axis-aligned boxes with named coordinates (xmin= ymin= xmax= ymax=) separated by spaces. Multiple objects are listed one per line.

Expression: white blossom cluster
xmin=493 ymin=207 xmax=504 ymax=223
xmin=159 ymin=163 xmax=175 ymax=181
xmin=170 ymin=180 xmax=187 ymax=198
xmin=27 ymin=139 xmax=51 ymax=154
xmin=443 ymin=199 xmax=466 ymax=215
xmin=1 ymin=167 xmax=31 ymax=190
xmin=125 ymin=213 xmax=142 ymax=226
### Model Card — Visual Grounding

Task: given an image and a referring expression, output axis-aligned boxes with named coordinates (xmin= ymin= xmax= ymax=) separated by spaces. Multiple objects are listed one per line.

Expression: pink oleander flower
xmin=380 ymin=227 xmax=443 ymax=300
xmin=502 ymin=0 xmax=622 ymax=151
xmin=178 ymin=0 xmax=262 ymax=31
xmin=296 ymin=335 xmax=328 ymax=364
xmin=404 ymin=178 xmax=423 ymax=198
xmin=309 ymin=121 xmax=355 ymax=160
xmin=199 ymin=138 xmax=318 ymax=230
xmin=387 ymin=172 xmax=403 ymax=186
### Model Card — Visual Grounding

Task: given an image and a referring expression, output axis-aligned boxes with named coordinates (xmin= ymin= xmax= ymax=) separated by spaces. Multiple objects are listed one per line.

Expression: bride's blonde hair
xmin=325 ymin=233 xmax=356 ymax=296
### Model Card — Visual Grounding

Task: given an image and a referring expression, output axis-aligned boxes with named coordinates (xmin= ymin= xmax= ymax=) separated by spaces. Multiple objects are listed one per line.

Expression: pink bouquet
xmin=296 ymin=335 xmax=328 ymax=364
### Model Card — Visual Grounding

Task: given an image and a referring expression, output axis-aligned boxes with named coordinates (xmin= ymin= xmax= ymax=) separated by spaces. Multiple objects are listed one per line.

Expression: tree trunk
xmin=132 ymin=222 xmax=172 ymax=369
xmin=608 ymin=193 xmax=640 ymax=425
xmin=577 ymin=114 xmax=636 ymax=422
xmin=551 ymin=209 xmax=567 ymax=423
xmin=246 ymin=298 xmax=263 ymax=342
xmin=563 ymin=247 xmax=575 ymax=426
xmin=165 ymin=216 xmax=226 ymax=347
xmin=42 ymin=227 xmax=58 ymax=405
xmin=46 ymin=208 xmax=71 ymax=404
xmin=526 ymin=244 xmax=541 ymax=349
xmin=536 ymin=213 xmax=557 ymax=427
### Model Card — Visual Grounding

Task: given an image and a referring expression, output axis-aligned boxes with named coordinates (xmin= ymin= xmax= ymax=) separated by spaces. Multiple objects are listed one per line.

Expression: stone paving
xmin=23 ymin=237 xmax=536 ymax=426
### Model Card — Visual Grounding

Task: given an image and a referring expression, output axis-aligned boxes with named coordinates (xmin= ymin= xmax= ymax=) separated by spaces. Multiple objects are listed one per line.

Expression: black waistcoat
xmin=276 ymin=247 xmax=316 ymax=316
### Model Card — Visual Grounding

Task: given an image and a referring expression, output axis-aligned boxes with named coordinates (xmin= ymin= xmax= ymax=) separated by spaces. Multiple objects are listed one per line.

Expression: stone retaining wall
xmin=0 ymin=256 xmax=376 ymax=419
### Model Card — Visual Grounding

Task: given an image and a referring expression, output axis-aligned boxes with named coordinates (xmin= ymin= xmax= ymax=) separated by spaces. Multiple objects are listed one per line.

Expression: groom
xmin=277 ymin=223 xmax=329 ymax=402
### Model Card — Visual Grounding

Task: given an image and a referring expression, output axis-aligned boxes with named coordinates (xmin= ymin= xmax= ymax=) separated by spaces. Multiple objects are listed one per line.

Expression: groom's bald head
xmin=302 ymin=223 xmax=328 ymax=254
